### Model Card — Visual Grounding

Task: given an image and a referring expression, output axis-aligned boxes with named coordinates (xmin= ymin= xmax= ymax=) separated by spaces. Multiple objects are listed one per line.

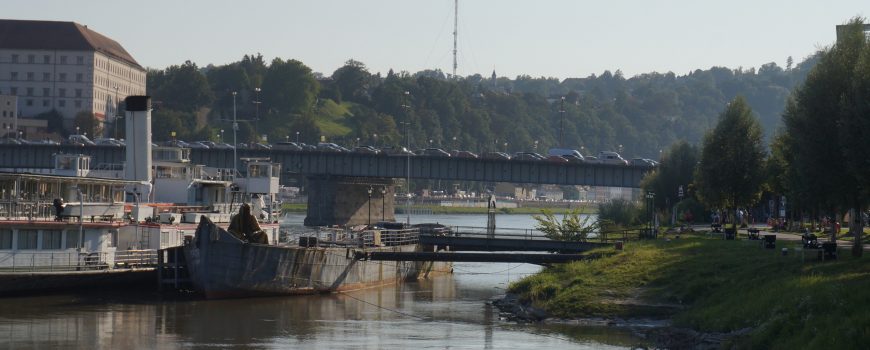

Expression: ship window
xmin=66 ymin=230 xmax=80 ymax=249
xmin=17 ymin=230 xmax=38 ymax=250
xmin=42 ymin=230 xmax=62 ymax=249
xmin=0 ymin=229 xmax=11 ymax=249
xmin=57 ymin=157 xmax=73 ymax=170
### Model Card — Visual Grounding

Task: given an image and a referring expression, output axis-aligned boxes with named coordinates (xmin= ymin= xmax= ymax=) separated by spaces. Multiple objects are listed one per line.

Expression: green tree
xmin=34 ymin=109 xmax=64 ymax=134
xmin=332 ymin=59 xmax=372 ymax=103
xmin=287 ymin=113 xmax=322 ymax=145
xmin=640 ymin=141 xmax=699 ymax=209
xmin=72 ymin=111 xmax=102 ymax=138
xmin=261 ymin=58 xmax=319 ymax=115
xmin=533 ymin=208 xmax=601 ymax=242
xmin=782 ymin=18 xmax=869 ymax=253
xmin=695 ymin=96 xmax=766 ymax=225
xmin=153 ymin=61 xmax=214 ymax=112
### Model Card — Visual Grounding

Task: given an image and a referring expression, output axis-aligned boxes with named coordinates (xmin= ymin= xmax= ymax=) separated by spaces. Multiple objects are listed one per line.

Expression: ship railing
xmin=0 ymin=249 xmax=159 ymax=272
xmin=360 ymin=227 xmax=420 ymax=247
xmin=445 ymin=226 xmax=549 ymax=240
xmin=0 ymin=200 xmax=122 ymax=223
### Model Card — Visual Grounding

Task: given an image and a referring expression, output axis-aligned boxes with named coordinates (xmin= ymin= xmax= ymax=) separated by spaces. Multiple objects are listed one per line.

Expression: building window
xmin=43 ymin=230 xmax=63 ymax=249
xmin=60 ymin=56 xmax=67 ymax=64
xmin=0 ymin=229 xmax=11 ymax=250
xmin=43 ymin=88 xmax=49 ymax=96
xmin=26 ymin=72 xmax=34 ymax=81
xmin=11 ymin=54 xmax=18 ymax=63
xmin=59 ymin=88 xmax=66 ymax=97
xmin=75 ymin=100 xmax=82 ymax=108
xmin=59 ymin=73 xmax=66 ymax=82
xmin=59 ymin=100 xmax=66 ymax=107
xmin=17 ymin=230 xmax=38 ymax=250
xmin=76 ymin=73 xmax=83 ymax=82
xmin=26 ymin=99 xmax=33 ymax=106
xmin=76 ymin=56 xmax=84 ymax=65
xmin=42 ymin=100 xmax=49 ymax=107
xmin=44 ymin=55 xmax=50 ymax=64
xmin=10 ymin=72 xmax=17 ymax=81
xmin=26 ymin=87 xmax=33 ymax=96
xmin=43 ymin=72 xmax=50 ymax=81
xmin=27 ymin=54 xmax=35 ymax=64
xmin=75 ymin=89 xmax=82 ymax=98
xmin=10 ymin=87 xmax=17 ymax=95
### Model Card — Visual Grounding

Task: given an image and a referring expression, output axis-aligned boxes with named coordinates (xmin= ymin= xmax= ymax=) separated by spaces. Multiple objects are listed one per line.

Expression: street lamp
xmin=220 ymin=129 xmax=224 ymax=143
xmin=232 ymin=91 xmax=238 ymax=177
xmin=452 ymin=136 xmax=457 ymax=150
xmin=534 ymin=140 xmax=538 ymax=151
xmin=367 ymin=186 xmax=373 ymax=226
xmin=503 ymin=142 xmax=508 ymax=153
xmin=254 ymin=87 xmax=261 ymax=132
xmin=645 ymin=191 xmax=656 ymax=238
xmin=296 ymin=131 xmax=300 ymax=144
xmin=76 ymin=126 xmax=80 ymax=135
xmin=559 ymin=96 xmax=565 ymax=147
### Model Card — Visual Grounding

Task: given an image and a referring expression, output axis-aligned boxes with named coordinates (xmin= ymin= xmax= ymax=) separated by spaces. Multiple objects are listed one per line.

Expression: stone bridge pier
xmin=304 ymin=176 xmax=396 ymax=227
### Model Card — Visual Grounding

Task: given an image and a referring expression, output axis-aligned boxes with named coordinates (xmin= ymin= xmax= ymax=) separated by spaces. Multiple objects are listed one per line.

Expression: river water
xmin=0 ymin=214 xmax=646 ymax=349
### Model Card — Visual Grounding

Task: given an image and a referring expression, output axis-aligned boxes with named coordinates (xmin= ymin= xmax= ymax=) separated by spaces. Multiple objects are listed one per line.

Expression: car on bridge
xmin=353 ymin=145 xmax=380 ymax=154
xmin=598 ymin=151 xmax=628 ymax=165
xmin=630 ymin=158 xmax=657 ymax=167
xmin=380 ymin=146 xmax=414 ymax=156
xmin=274 ymin=141 xmax=303 ymax=151
xmin=419 ymin=148 xmax=451 ymax=157
xmin=481 ymin=151 xmax=511 ymax=160
xmin=317 ymin=142 xmax=349 ymax=152
xmin=512 ymin=152 xmax=546 ymax=161
xmin=451 ymin=150 xmax=478 ymax=159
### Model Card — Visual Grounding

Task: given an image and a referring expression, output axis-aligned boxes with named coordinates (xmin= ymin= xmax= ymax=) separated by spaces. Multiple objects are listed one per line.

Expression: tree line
xmin=144 ymin=50 xmax=817 ymax=160
xmin=641 ymin=19 xmax=869 ymax=256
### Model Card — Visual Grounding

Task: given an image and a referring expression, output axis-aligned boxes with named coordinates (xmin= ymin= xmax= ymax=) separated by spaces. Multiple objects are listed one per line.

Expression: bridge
xmin=0 ymin=145 xmax=653 ymax=226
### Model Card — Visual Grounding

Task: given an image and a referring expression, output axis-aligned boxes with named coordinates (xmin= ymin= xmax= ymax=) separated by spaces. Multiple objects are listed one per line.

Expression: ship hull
xmin=184 ymin=217 xmax=451 ymax=299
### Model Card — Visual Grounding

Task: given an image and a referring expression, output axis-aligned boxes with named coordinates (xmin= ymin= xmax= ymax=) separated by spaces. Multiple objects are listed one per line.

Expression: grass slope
xmin=509 ymin=234 xmax=870 ymax=349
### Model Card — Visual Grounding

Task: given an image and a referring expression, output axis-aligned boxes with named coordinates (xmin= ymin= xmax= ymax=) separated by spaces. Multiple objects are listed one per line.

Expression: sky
xmin=5 ymin=0 xmax=868 ymax=79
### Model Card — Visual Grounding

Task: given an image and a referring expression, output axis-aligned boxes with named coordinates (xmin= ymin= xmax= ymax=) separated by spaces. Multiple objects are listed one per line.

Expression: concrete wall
xmin=305 ymin=176 xmax=395 ymax=227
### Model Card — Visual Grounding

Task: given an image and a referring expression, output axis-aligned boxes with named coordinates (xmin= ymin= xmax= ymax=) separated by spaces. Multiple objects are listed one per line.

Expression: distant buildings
xmin=0 ymin=19 xmax=146 ymax=135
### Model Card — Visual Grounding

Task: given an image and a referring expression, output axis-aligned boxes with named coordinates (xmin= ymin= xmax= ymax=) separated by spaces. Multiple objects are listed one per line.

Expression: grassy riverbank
xmin=282 ymin=203 xmax=597 ymax=215
xmin=508 ymin=233 xmax=870 ymax=349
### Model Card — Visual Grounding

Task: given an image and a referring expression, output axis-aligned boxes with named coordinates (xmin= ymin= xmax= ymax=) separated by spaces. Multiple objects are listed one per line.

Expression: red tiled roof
xmin=0 ymin=19 xmax=142 ymax=69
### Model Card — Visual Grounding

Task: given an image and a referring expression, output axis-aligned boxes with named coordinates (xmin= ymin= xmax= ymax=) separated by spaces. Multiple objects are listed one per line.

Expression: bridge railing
xmin=0 ymin=249 xmax=158 ymax=272
xmin=446 ymin=226 xmax=548 ymax=240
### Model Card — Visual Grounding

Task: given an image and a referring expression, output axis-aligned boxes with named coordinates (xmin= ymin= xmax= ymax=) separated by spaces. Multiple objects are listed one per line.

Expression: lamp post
xmin=254 ymin=87 xmax=261 ymax=132
xmin=232 ymin=91 xmax=238 ymax=178
xmin=220 ymin=129 xmax=224 ymax=143
xmin=646 ymin=191 xmax=656 ymax=238
xmin=401 ymin=90 xmax=412 ymax=225
xmin=380 ymin=187 xmax=386 ymax=221
xmin=534 ymin=140 xmax=538 ymax=152
xmin=452 ymin=136 xmax=457 ymax=150
xmin=559 ymin=96 xmax=565 ymax=147
xmin=503 ymin=142 xmax=508 ymax=153
xmin=296 ymin=131 xmax=300 ymax=144
xmin=76 ymin=126 xmax=80 ymax=136
xmin=367 ymin=186 xmax=373 ymax=226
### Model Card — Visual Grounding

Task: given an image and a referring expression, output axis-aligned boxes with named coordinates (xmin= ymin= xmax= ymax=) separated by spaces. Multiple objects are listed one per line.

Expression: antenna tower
xmin=452 ymin=0 xmax=458 ymax=79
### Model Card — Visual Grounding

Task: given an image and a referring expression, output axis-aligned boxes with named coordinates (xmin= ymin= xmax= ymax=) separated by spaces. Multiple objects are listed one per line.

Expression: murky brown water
xmin=0 ymin=215 xmax=647 ymax=349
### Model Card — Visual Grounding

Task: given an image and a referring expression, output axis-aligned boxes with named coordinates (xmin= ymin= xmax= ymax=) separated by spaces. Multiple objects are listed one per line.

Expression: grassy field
xmin=508 ymin=233 xmax=870 ymax=349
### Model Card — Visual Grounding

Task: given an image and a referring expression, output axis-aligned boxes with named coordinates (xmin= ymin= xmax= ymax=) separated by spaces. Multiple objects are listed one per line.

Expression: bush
xmin=598 ymin=199 xmax=640 ymax=229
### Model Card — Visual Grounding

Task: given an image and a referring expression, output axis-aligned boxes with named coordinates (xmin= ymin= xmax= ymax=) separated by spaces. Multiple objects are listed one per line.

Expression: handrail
xmin=0 ymin=249 xmax=158 ymax=272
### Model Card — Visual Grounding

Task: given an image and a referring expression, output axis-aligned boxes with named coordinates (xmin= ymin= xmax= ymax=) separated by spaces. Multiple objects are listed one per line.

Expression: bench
xmin=747 ymin=228 xmax=761 ymax=240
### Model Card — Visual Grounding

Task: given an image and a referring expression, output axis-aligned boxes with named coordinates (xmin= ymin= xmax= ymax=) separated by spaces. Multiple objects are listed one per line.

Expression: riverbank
xmin=504 ymin=232 xmax=870 ymax=349
xmin=282 ymin=203 xmax=596 ymax=215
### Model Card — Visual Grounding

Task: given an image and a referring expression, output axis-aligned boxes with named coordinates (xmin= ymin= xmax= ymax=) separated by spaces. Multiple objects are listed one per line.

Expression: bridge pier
xmin=304 ymin=176 xmax=395 ymax=227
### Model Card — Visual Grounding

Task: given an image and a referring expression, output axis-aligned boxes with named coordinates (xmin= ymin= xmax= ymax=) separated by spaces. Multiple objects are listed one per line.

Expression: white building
xmin=0 ymin=19 xmax=146 ymax=134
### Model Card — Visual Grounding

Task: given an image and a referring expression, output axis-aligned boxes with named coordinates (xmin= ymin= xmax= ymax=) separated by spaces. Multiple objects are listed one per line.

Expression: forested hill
xmin=145 ymin=54 xmax=819 ymax=159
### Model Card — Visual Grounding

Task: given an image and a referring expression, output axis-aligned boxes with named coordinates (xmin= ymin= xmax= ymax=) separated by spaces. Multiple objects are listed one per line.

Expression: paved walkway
xmin=690 ymin=224 xmax=870 ymax=251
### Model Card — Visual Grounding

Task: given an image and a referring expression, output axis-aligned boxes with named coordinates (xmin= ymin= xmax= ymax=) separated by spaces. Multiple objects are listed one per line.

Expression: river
xmin=0 ymin=214 xmax=646 ymax=349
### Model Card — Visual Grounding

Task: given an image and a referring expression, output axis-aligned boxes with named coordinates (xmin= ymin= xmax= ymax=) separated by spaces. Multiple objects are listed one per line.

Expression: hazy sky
xmin=5 ymin=1 xmax=868 ymax=79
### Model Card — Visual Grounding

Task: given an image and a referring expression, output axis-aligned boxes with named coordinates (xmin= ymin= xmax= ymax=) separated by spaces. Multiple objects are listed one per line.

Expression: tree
xmin=332 ymin=59 xmax=372 ymax=103
xmin=781 ymin=18 xmax=869 ymax=254
xmin=34 ymin=109 xmax=64 ymax=134
xmin=261 ymin=58 xmax=319 ymax=115
xmin=73 ymin=111 xmax=103 ymax=138
xmin=533 ymin=208 xmax=601 ymax=242
xmin=695 ymin=96 xmax=766 ymax=227
xmin=153 ymin=61 xmax=214 ymax=112
xmin=640 ymin=141 xmax=699 ymax=209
